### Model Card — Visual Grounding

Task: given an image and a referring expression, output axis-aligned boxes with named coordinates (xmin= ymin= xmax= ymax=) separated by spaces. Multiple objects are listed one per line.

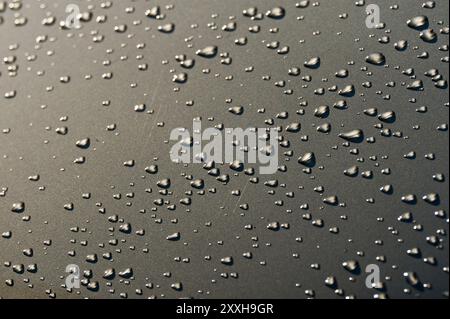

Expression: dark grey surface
xmin=0 ymin=0 xmax=448 ymax=299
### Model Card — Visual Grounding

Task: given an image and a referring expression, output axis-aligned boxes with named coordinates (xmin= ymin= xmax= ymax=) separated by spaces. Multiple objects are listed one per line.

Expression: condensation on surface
xmin=0 ymin=0 xmax=448 ymax=299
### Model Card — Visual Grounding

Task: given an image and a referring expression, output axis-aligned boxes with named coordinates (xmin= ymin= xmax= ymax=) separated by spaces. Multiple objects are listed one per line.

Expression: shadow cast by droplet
xmin=421 ymin=35 xmax=437 ymax=43
xmin=348 ymin=267 xmax=361 ymax=276
xmin=380 ymin=116 xmax=396 ymax=124
xmin=426 ymin=199 xmax=441 ymax=206
xmin=413 ymin=22 xmax=429 ymax=31
xmin=305 ymin=63 xmax=321 ymax=69
xmin=339 ymin=134 xmax=365 ymax=144
xmin=301 ymin=157 xmax=316 ymax=168
xmin=435 ymin=82 xmax=448 ymax=89
xmin=339 ymin=91 xmax=355 ymax=98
